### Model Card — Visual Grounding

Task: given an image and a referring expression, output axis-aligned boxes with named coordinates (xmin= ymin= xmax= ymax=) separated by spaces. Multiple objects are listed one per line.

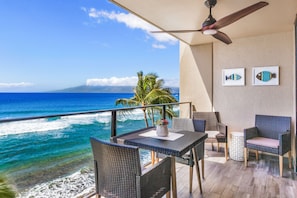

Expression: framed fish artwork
xmin=252 ymin=66 xmax=279 ymax=86
xmin=222 ymin=68 xmax=245 ymax=86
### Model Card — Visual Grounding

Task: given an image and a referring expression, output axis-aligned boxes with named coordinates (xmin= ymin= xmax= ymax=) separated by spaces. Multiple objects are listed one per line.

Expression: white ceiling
xmin=110 ymin=0 xmax=297 ymax=45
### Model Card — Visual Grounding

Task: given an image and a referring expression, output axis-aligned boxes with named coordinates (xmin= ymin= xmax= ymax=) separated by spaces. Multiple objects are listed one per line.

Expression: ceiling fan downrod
xmin=202 ymin=6 xmax=217 ymax=27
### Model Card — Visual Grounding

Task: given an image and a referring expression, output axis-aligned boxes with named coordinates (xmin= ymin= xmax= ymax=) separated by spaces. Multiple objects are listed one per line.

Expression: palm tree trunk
xmin=142 ymin=108 xmax=149 ymax=127
xmin=151 ymin=108 xmax=155 ymax=126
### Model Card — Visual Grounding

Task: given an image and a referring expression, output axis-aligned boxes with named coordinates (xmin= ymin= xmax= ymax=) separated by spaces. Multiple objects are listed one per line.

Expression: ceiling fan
xmin=151 ymin=0 xmax=269 ymax=44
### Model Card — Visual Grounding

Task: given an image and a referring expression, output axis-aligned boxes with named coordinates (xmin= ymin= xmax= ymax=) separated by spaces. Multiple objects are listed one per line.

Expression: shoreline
xmin=16 ymin=152 xmax=151 ymax=198
xmin=18 ymin=167 xmax=95 ymax=198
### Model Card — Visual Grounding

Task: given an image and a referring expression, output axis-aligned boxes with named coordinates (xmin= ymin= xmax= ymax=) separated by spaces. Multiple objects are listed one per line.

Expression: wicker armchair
xmin=90 ymin=137 xmax=171 ymax=198
xmin=157 ymin=118 xmax=206 ymax=193
xmin=192 ymin=112 xmax=228 ymax=161
xmin=244 ymin=114 xmax=292 ymax=177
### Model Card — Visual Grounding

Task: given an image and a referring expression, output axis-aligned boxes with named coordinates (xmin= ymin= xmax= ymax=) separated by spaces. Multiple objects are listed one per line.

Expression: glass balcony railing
xmin=0 ymin=102 xmax=191 ymax=197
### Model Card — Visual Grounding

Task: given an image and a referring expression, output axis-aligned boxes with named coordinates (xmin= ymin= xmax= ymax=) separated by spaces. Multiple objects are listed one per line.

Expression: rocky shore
xmin=18 ymin=168 xmax=95 ymax=198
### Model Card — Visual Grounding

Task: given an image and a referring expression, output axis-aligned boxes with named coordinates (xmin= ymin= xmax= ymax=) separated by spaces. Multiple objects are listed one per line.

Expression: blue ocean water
xmin=0 ymin=93 xmax=178 ymax=192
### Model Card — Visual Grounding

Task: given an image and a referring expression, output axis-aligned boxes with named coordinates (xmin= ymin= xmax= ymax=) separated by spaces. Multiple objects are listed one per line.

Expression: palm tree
xmin=0 ymin=175 xmax=16 ymax=198
xmin=116 ymin=71 xmax=177 ymax=127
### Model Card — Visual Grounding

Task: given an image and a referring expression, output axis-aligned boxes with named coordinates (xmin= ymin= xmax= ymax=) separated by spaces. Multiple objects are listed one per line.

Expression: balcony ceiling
xmin=110 ymin=0 xmax=297 ymax=45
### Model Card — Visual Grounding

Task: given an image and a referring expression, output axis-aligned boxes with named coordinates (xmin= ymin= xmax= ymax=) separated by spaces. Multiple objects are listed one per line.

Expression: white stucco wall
xmin=180 ymin=30 xmax=296 ymax=162
xmin=213 ymin=31 xmax=294 ymax=132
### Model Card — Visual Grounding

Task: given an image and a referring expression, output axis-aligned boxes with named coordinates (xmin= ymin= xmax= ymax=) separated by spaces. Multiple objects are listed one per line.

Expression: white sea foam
xmin=0 ymin=110 xmax=147 ymax=136
xmin=0 ymin=119 xmax=70 ymax=136
xmin=61 ymin=113 xmax=101 ymax=125
xmin=117 ymin=109 xmax=145 ymax=122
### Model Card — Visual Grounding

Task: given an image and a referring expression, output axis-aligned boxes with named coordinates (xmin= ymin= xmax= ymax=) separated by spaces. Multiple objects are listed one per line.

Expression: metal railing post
xmin=189 ymin=102 xmax=192 ymax=118
xmin=111 ymin=110 xmax=117 ymax=137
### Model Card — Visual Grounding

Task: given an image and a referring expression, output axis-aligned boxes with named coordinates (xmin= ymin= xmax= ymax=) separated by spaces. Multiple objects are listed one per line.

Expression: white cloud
xmin=86 ymin=76 xmax=138 ymax=86
xmin=163 ymin=78 xmax=179 ymax=87
xmin=86 ymin=77 xmax=179 ymax=87
xmin=0 ymin=82 xmax=33 ymax=88
xmin=152 ymin=44 xmax=166 ymax=49
xmin=83 ymin=8 xmax=177 ymax=45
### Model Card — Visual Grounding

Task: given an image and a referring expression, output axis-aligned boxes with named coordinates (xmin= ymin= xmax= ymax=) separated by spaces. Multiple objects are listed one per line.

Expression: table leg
xmin=192 ymin=148 xmax=202 ymax=194
xmin=171 ymin=156 xmax=177 ymax=198
xmin=151 ymin=151 xmax=155 ymax=165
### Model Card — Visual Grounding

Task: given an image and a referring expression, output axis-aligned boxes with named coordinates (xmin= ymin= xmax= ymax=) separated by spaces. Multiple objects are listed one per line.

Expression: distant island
xmin=54 ymin=85 xmax=179 ymax=93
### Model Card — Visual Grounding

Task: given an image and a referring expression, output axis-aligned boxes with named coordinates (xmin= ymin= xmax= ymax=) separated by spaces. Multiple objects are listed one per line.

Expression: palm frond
xmin=115 ymin=71 xmax=178 ymax=127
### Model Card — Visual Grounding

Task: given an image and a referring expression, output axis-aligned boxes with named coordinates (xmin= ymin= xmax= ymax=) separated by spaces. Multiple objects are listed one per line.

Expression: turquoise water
xmin=0 ymin=93 xmax=178 ymax=192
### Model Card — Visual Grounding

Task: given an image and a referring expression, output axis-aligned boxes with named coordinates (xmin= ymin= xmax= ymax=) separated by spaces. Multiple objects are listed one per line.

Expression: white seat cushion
xmin=206 ymin=130 xmax=220 ymax=138
xmin=247 ymin=137 xmax=279 ymax=148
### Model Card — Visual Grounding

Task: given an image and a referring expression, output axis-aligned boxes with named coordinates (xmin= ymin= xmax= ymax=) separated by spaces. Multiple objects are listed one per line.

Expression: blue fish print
xmin=256 ymin=71 xmax=276 ymax=82
xmin=226 ymin=73 xmax=242 ymax=81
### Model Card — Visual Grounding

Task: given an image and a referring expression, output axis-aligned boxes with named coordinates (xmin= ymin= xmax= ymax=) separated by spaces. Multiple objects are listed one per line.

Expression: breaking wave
xmin=0 ymin=109 xmax=145 ymax=137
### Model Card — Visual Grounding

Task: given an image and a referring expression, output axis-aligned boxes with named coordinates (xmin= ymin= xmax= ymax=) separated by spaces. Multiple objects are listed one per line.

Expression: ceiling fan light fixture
xmin=203 ymin=29 xmax=217 ymax=35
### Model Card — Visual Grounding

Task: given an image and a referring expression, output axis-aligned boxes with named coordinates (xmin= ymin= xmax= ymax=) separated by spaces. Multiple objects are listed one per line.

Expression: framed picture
xmin=222 ymin=68 xmax=245 ymax=86
xmin=252 ymin=66 xmax=279 ymax=86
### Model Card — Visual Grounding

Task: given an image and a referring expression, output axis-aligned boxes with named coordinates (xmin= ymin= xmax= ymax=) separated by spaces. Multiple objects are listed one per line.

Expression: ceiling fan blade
xmin=213 ymin=1 xmax=269 ymax=29
xmin=212 ymin=31 xmax=232 ymax=44
xmin=151 ymin=29 xmax=200 ymax=33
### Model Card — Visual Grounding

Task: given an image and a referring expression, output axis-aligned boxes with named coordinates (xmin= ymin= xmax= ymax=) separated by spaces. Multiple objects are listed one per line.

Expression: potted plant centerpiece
xmin=156 ymin=119 xmax=169 ymax=137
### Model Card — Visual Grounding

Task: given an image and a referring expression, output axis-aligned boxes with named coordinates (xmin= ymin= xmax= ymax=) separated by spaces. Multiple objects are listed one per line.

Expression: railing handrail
xmin=0 ymin=101 xmax=191 ymax=124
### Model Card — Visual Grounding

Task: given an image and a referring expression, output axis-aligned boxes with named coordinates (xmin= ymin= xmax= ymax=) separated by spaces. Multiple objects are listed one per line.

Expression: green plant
xmin=156 ymin=119 xmax=169 ymax=126
xmin=115 ymin=71 xmax=177 ymax=127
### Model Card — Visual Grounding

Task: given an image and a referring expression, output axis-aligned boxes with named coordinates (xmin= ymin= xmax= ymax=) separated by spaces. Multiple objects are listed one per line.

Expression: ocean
xmin=0 ymin=93 xmax=178 ymax=197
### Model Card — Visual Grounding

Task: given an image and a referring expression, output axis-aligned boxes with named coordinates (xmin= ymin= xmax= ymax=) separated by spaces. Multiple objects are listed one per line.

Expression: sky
xmin=0 ymin=0 xmax=179 ymax=92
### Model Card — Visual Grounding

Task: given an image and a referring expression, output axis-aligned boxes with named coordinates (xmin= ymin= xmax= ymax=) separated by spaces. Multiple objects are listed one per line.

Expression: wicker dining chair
xmin=192 ymin=112 xmax=228 ymax=161
xmin=90 ymin=137 xmax=171 ymax=198
xmin=157 ymin=118 xmax=206 ymax=193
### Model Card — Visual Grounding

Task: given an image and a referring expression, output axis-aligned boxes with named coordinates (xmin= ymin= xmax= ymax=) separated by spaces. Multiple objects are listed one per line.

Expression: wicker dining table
xmin=112 ymin=127 xmax=208 ymax=198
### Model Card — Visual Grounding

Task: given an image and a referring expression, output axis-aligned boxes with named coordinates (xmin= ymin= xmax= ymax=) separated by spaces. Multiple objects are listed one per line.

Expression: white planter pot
xmin=156 ymin=125 xmax=169 ymax=137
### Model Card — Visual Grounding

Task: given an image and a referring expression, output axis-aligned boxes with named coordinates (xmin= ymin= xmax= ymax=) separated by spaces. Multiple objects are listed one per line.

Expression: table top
xmin=112 ymin=127 xmax=208 ymax=157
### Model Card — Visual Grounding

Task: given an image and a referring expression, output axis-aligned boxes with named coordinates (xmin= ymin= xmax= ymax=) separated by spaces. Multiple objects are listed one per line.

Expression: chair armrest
xmin=279 ymin=130 xmax=291 ymax=155
xmin=137 ymin=157 xmax=171 ymax=197
xmin=244 ymin=127 xmax=258 ymax=147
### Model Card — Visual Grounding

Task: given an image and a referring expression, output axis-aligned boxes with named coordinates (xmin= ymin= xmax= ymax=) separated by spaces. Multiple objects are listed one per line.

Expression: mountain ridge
xmin=54 ymin=85 xmax=179 ymax=93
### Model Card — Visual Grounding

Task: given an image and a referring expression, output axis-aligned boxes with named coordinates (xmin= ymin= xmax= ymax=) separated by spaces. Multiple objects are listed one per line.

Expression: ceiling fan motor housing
xmin=202 ymin=15 xmax=216 ymax=27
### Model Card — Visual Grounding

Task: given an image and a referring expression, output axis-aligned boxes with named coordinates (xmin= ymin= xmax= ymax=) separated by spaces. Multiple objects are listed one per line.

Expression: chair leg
xmin=244 ymin=147 xmax=248 ymax=167
xmin=288 ymin=151 xmax=292 ymax=169
xmin=166 ymin=191 xmax=171 ymax=198
xmin=155 ymin=157 xmax=160 ymax=163
xmin=211 ymin=142 xmax=214 ymax=151
xmin=255 ymin=150 xmax=259 ymax=161
xmin=279 ymin=155 xmax=283 ymax=177
xmin=217 ymin=142 xmax=220 ymax=152
xmin=201 ymin=159 xmax=205 ymax=179
xmin=192 ymin=148 xmax=202 ymax=194
xmin=151 ymin=151 xmax=155 ymax=165
xmin=189 ymin=166 xmax=193 ymax=193
xmin=225 ymin=142 xmax=228 ymax=161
